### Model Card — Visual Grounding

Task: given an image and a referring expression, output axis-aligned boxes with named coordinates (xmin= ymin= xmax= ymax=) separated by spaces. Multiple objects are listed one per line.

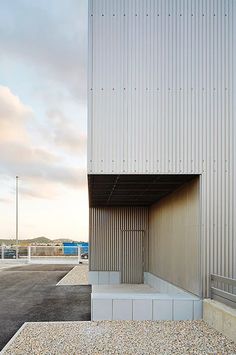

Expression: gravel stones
xmin=57 ymin=265 xmax=88 ymax=286
xmin=2 ymin=320 xmax=236 ymax=354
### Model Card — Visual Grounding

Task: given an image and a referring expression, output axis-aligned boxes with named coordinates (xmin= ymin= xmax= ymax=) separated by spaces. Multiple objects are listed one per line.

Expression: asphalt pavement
xmin=0 ymin=264 xmax=91 ymax=350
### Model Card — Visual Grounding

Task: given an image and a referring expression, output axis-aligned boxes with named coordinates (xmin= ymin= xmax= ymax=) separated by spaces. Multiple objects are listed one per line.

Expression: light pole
xmin=16 ymin=176 xmax=19 ymax=258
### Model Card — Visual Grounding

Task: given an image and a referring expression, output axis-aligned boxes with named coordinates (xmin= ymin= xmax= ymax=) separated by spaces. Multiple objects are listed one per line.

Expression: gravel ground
xmin=57 ymin=265 xmax=88 ymax=285
xmin=2 ymin=320 xmax=236 ymax=355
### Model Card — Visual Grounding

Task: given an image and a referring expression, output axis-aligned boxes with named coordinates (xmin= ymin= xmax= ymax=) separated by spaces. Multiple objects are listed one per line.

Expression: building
xmin=63 ymin=242 xmax=89 ymax=255
xmin=87 ymin=0 xmax=236 ymax=321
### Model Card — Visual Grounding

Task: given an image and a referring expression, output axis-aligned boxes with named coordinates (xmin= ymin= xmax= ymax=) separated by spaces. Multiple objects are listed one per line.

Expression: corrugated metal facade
xmin=121 ymin=231 xmax=144 ymax=283
xmin=89 ymin=207 xmax=149 ymax=271
xmin=149 ymin=178 xmax=201 ymax=296
xmin=88 ymin=0 xmax=236 ymax=295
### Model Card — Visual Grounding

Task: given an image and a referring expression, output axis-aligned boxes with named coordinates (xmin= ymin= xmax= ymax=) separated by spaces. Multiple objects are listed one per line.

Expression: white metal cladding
xmin=88 ymin=0 xmax=236 ymax=295
xmin=89 ymin=207 xmax=149 ymax=271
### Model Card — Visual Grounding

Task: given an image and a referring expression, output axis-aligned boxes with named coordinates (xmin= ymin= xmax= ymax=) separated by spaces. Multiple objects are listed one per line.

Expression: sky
xmin=0 ymin=0 xmax=88 ymax=241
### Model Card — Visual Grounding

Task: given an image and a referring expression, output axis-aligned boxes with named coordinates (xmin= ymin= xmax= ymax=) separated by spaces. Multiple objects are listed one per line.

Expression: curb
xmin=1 ymin=323 xmax=27 ymax=354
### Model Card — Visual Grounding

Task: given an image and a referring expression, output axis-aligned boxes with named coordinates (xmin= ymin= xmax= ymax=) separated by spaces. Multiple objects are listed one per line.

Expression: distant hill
xmin=27 ymin=237 xmax=52 ymax=244
xmin=53 ymin=238 xmax=76 ymax=243
xmin=0 ymin=237 xmax=82 ymax=246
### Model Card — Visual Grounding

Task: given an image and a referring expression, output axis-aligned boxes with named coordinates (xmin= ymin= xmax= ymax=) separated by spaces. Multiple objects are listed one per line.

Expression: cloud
xmin=0 ymin=86 xmax=32 ymax=143
xmin=0 ymin=2 xmax=88 ymax=239
xmin=19 ymin=172 xmax=86 ymax=200
xmin=0 ymin=197 xmax=12 ymax=204
xmin=0 ymin=0 xmax=88 ymax=102
xmin=0 ymin=142 xmax=59 ymax=165
xmin=47 ymin=109 xmax=87 ymax=154
xmin=0 ymin=86 xmax=86 ymax=199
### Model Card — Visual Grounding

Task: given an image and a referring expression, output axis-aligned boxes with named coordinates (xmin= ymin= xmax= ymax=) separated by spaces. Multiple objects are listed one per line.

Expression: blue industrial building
xmin=63 ymin=242 xmax=89 ymax=255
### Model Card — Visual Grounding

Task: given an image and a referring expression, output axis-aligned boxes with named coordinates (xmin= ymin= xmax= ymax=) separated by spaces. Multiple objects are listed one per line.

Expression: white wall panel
xmin=88 ymin=0 xmax=236 ymax=295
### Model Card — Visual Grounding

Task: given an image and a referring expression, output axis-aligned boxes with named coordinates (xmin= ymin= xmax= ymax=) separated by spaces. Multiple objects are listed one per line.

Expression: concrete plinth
xmin=203 ymin=299 xmax=236 ymax=343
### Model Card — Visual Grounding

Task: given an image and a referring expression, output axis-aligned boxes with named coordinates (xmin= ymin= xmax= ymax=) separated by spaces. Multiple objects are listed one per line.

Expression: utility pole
xmin=16 ymin=176 xmax=19 ymax=258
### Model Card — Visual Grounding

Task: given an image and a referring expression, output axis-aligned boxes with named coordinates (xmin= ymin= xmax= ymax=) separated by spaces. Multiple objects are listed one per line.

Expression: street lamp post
xmin=16 ymin=176 xmax=19 ymax=258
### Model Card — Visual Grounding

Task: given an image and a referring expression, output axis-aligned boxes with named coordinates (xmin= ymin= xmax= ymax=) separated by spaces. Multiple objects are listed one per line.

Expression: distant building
xmin=63 ymin=242 xmax=88 ymax=255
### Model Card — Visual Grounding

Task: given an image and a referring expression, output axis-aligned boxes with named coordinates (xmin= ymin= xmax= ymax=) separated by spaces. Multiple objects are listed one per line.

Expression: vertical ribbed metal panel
xmin=149 ymin=178 xmax=201 ymax=295
xmin=88 ymin=0 xmax=236 ymax=296
xmin=121 ymin=231 xmax=143 ymax=283
xmin=89 ymin=207 xmax=148 ymax=271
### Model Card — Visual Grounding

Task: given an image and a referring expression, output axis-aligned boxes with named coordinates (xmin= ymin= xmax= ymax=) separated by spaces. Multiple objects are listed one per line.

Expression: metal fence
xmin=0 ymin=245 xmax=88 ymax=264
xmin=210 ymin=274 xmax=236 ymax=309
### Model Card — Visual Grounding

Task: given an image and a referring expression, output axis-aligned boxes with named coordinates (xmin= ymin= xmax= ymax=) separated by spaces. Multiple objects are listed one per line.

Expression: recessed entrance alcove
xmin=88 ymin=174 xmax=201 ymax=320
